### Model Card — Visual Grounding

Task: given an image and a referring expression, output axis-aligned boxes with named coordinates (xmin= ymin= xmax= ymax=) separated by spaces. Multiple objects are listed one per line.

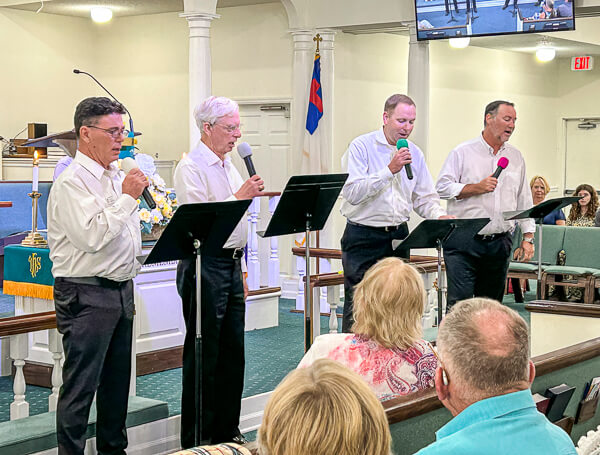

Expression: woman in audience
xmin=298 ymin=257 xmax=437 ymax=401
xmin=531 ymin=175 xmax=565 ymax=225
xmin=257 ymin=359 xmax=392 ymax=455
xmin=567 ymin=183 xmax=599 ymax=227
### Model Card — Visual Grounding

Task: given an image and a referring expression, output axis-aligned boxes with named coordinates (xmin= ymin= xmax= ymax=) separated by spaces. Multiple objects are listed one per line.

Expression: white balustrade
xmin=48 ymin=329 xmax=64 ymax=412
xmin=267 ymin=196 xmax=281 ymax=288
xmin=10 ymin=333 xmax=29 ymax=420
xmin=246 ymin=194 xmax=281 ymax=291
xmin=327 ymin=285 xmax=340 ymax=333
xmin=247 ymin=197 xmax=261 ymax=290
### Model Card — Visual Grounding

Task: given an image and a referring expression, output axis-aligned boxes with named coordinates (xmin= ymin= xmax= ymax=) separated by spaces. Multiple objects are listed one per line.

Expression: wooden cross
xmin=313 ymin=33 xmax=322 ymax=54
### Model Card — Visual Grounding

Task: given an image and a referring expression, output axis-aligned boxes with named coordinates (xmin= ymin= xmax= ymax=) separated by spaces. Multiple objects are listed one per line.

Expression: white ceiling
xmin=3 ymin=0 xmax=600 ymax=57
xmin=1 ymin=0 xmax=278 ymax=17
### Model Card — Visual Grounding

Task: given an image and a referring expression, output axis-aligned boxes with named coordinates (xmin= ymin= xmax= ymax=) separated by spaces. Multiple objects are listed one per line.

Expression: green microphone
xmin=396 ymin=139 xmax=413 ymax=180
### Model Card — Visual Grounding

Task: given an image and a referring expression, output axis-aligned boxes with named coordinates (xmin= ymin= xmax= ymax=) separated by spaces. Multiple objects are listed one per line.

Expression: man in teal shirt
xmin=416 ymin=298 xmax=576 ymax=455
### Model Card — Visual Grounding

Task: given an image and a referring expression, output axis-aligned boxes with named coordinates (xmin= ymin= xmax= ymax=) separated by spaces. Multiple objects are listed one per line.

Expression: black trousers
xmin=54 ymin=277 xmax=134 ymax=455
xmin=443 ymin=230 xmax=513 ymax=312
xmin=445 ymin=0 xmax=459 ymax=13
xmin=341 ymin=222 xmax=409 ymax=333
xmin=177 ymin=255 xmax=245 ymax=448
xmin=467 ymin=0 xmax=477 ymax=12
xmin=504 ymin=0 xmax=518 ymax=7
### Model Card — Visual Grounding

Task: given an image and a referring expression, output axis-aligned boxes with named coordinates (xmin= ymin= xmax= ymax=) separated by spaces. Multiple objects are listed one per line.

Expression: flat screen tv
xmin=414 ymin=0 xmax=575 ymax=41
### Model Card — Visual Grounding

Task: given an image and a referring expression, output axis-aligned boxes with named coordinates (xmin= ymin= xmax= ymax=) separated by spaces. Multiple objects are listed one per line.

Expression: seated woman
xmin=298 ymin=257 xmax=437 ymax=401
xmin=564 ymin=184 xmax=599 ymax=301
xmin=512 ymin=175 xmax=564 ymax=301
xmin=567 ymin=183 xmax=598 ymax=227
xmin=258 ymin=359 xmax=392 ymax=455
xmin=531 ymin=175 xmax=565 ymax=225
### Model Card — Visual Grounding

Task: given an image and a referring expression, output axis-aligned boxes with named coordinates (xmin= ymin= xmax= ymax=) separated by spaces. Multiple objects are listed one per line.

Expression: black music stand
xmin=394 ymin=218 xmax=490 ymax=324
xmin=504 ymin=196 xmax=581 ymax=298
xmin=258 ymin=174 xmax=348 ymax=351
xmin=138 ymin=199 xmax=251 ymax=446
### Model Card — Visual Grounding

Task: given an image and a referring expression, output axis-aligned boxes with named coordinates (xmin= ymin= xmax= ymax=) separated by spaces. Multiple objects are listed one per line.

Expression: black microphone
xmin=236 ymin=142 xmax=256 ymax=177
xmin=492 ymin=157 xmax=509 ymax=179
xmin=73 ymin=68 xmax=134 ymax=134
xmin=396 ymin=138 xmax=413 ymax=180
xmin=121 ymin=157 xmax=156 ymax=209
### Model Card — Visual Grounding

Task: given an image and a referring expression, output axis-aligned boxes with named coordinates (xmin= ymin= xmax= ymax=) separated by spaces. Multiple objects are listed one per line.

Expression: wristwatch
xmin=522 ymin=237 xmax=534 ymax=244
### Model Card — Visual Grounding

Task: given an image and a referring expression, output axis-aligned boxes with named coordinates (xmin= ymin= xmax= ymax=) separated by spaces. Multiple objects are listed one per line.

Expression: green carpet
xmin=0 ymin=290 xmax=537 ymax=424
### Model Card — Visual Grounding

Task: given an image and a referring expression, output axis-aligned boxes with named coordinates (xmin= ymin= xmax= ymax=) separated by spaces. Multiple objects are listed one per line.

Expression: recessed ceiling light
xmin=90 ymin=7 xmax=113 ymax=23
xmin=449 ymin=37 xmax=470 ymax=49
xmin=536 ymin=44 xmax=556 ymax=62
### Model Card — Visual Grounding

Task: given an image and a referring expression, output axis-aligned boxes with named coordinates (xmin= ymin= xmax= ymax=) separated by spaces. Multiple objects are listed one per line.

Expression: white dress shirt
xmin=47 ymin=151 xmax=142 ymax=281
xmin=436 ymin=134 xmax=535 ymax=235
xmin=173 ymin=140 xmax=248 ymax=249
xmin=340 ymin=129 xmax=446 ymax=226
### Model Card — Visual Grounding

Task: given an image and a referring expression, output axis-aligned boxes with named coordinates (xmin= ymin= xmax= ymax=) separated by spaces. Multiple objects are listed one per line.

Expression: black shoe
xmin=231 ymin=434 xmax=249 ymax=445
xmin=445 ymin=10 xmax=449 ymax=15
xmin=502 ymin=4 xmax=508 ymax=9
xmin=455 ymin=8 xmax=459 ymax=13
xmin=474 ymin=7 xmax=477 ymax=12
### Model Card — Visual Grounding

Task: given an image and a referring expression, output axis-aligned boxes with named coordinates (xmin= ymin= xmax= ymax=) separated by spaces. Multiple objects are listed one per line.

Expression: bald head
xmin=438 ymin=298 xmax=530 ymax=401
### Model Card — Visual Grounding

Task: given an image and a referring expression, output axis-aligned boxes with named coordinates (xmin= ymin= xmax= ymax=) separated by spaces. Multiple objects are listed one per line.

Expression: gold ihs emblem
xmin=28 ymin=253 xmax=42 ymax=278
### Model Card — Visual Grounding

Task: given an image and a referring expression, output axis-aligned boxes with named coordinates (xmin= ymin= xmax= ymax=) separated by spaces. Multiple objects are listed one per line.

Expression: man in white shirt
xmin=340 ymin=94 xmax=449 ymax=332
xmin=47 ymin=97 xmax=148 ymax=455
xmin=173 ymin=96 xmax=263 ymax=447
xmin=436 ymin=100 xmax=535 ymax=312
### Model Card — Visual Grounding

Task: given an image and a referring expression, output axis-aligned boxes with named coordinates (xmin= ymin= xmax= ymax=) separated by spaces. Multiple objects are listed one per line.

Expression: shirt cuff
xmin=447 ymin=182 xmax=466 ymax=199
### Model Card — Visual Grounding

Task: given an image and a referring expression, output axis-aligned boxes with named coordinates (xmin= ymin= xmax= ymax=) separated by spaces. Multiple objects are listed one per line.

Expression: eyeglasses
xmin=85 ymin=125 xmax=129 ymax=139
xmin=213 ymin=123 xmax=242 ymax=133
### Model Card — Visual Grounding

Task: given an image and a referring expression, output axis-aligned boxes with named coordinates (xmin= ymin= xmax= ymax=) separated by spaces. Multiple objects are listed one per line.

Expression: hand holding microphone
xmin=478 ymin=157 xmax=509 ymax=194
xmin=389 ymin=139 xmax=413 ymax=178
xmin=121 ymin=157 xmax=155 ymax=209
xmin=235 ymin=142 xmax=264 ymax=199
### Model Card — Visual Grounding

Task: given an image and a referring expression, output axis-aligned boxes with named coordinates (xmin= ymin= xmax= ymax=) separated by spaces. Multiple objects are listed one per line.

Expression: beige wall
xmin=1 ymin=2 xmax=599 ymax=192
xmin=0 ymin=9 xmax=96 ymax=142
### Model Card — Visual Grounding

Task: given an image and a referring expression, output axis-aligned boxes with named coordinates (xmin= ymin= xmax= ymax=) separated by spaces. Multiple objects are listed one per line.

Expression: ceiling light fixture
xmin=449 ymin=37 xmax=470 ymax=49
xmin=536 ymin=40 xmax=556 ymax=62
xmin=90 ymin=7 xmax=113 ymax=23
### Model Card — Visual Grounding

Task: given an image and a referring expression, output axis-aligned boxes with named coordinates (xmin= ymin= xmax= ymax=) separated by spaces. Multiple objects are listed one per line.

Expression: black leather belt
xmin=56 ymin=276 xmax=129 ymax=289
xmin=474 ymin=232 xmax=510 ymax=241
xmin=211 ymin=247 xmax=244 ymax=260
xmin=347 ymin=220 xmax=407 ymax=233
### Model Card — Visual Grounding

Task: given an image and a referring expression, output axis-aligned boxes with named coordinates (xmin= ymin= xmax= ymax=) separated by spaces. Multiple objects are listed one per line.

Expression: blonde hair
xmin=530 ymin=175 xmax=550 ymax=195
xmin=257 ymin=359 xmax=391 ymax=455
xmin=352 ymin=257 xmax=425 ymax=349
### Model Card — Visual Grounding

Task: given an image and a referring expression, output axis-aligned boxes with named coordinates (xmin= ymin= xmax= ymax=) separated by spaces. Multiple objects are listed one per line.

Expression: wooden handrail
xmin=0 ymin=311 xmax=56 ymax=337
xmin=384 ymin=336 xmax=600 ymax=425
xmin=526 ymin=301 xmax=600 ymax=319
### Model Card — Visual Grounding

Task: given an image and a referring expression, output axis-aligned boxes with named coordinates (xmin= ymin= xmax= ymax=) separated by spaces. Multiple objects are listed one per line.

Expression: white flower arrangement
xmin=119 ymin=154 xmax=178 ymax=236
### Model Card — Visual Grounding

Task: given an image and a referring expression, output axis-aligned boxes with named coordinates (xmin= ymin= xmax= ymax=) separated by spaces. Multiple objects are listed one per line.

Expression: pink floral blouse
xmin=298 ymin=333 xmax=437 ymax=401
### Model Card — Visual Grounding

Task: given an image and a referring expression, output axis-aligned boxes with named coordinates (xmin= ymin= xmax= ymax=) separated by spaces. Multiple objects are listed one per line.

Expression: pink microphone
xmin=492 ymin=157 xmax=509 ymax=178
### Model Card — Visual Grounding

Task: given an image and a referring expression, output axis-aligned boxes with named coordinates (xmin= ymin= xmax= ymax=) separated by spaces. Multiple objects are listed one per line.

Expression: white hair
xmin=193 ymin=96 xmax=239 ymax=130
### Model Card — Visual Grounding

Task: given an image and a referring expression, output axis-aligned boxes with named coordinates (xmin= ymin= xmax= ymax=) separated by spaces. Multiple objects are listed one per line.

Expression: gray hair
xmin=437 ymin=298 xmax=530 ymax=401
xmin=194 ymin=96 xmax=239 ymax=130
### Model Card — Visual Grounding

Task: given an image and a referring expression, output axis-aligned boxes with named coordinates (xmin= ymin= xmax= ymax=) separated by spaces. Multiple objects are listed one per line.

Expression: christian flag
xmin=301 ymin=53 xmax=326 ymax=175
xmin=306 ymin=54 xmax=323 ymax=134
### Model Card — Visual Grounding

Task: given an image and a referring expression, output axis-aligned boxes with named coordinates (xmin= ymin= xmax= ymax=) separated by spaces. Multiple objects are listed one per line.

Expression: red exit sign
xmin=571 ymin=56 xmax=594 ymax=71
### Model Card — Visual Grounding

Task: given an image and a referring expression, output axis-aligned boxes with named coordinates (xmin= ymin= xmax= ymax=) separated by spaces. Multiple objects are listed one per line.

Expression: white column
xmin=180 ymin=11 xmax=219 ymax=150
xmin=407 ymin=24 xmax=430 ymax=160
xmin=315 ymin=29 xmax=336 ymax=175
xmin=291 ymin=30 xmax=313 ymax=311
xmin=290 ymin=29 xmax=314 ymax=173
